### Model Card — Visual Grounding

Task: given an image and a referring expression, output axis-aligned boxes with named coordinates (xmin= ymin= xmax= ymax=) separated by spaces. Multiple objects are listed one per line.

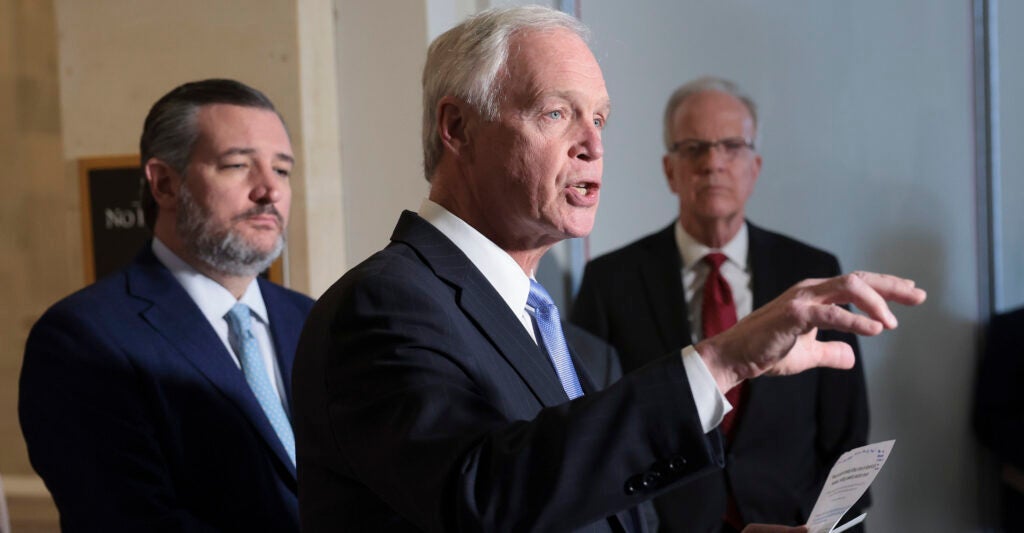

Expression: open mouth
xmin=569 ymin=182 xmax=599 ymax=195
xmin=566 ymin=181 xmax=600 ymax=206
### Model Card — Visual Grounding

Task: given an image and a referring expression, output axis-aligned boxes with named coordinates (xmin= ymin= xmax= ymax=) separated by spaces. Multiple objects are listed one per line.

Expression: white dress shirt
xmin=673 ymin=220 xmax=755 ymax=431
xmin=419 ymin=199 xmax=726 ymax=432
xmin=675 ymin=220 xmax=753 ymax=343
xmin=418 ymin=200 xmax=538 ymax=341
xmin=151 ymin=238 xmax=288 ymax=407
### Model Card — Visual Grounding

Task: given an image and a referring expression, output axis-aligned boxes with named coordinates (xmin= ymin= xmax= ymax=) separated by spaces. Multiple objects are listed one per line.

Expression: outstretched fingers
xmin=701 ymin=270 xmax=925 ymax=390
xmin=803 ymin=300 xmax=884 ymax=337
xmin=805 ymin=271 xmax=926 ymax=333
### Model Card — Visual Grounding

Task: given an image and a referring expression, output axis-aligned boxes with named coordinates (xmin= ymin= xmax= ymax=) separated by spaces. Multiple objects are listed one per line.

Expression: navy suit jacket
xmin=292 ymin=211 xmax=724 ymax=532
xmin=19 ymin=245 xmax=313 ymax=532
xmin=571 ymin=221 xmax=869 ymax=531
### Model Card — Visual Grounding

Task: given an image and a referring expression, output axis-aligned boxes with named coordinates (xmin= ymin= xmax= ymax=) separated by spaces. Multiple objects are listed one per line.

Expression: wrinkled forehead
xmin=501 ymin=28 xmax=609 ymax=107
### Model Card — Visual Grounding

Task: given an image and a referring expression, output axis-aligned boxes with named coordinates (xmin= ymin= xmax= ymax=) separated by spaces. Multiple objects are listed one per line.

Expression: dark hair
xmin=139 ymin=79 xmax=279 ymax=229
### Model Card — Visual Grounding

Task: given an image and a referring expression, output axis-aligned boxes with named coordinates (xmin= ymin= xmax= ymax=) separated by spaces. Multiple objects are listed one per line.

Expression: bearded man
xmin=19 ymin=79 xmax=311 ymax=532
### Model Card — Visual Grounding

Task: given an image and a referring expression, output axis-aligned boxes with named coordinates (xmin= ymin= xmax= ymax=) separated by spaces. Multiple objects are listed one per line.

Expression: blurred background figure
xmin=572 ymin=77 xmax=869 ymax=532
xmin=974 ymin=306 xmax=1024 ymax=532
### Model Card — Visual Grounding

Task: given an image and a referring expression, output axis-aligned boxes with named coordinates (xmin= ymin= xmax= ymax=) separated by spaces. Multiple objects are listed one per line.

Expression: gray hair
xmin=662 ymin=76 xmax=758 ymax=152
xmin=421 ymin=5 xmax=590 ymax=180
xmin=139 ymin=79 xmax=281 ymax=229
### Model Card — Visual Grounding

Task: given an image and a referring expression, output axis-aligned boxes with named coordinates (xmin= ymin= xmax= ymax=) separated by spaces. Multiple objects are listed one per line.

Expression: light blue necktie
xmin=527 ymin=280 xmax=585 ymax=400
xmin=225 ymin=303 xmax=295 ymax=465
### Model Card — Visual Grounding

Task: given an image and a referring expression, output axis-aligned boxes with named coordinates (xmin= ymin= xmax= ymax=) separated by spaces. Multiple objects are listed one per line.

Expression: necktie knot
xmin=226 ymin=303 xmax=253 ymax=333
xmin=528 ymin=280 xmax=557 ymax=316
xmin=704 ymin=252 xmax=728 ymax=270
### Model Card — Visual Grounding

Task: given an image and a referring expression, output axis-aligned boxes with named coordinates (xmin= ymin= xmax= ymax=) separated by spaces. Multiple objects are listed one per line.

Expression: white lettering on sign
xmin=104 ymin=201 xmax=146 ymax=229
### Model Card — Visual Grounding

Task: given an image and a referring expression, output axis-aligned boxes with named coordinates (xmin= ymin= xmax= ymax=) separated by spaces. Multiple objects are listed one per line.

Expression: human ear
xmin=144 ymin=158 xmax=181 ymax=209
xmin=438 ymin=96 xmax=471 ymax=157
xmin=663 ymin=154 xmax=679 ymax=194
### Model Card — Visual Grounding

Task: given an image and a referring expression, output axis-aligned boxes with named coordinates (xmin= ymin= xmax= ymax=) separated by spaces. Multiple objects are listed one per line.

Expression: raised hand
xmin=696 ymin=271 xmax=927 ymax=393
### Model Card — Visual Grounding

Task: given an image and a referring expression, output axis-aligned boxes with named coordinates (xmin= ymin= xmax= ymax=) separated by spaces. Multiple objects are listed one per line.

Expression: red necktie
xmin=702 ymin=252 xmax=746 ymax=530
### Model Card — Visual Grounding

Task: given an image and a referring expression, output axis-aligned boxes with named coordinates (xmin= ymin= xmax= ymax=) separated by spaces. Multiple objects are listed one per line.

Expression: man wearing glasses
xmin=572 ymin=77 xmax=869 ymax=532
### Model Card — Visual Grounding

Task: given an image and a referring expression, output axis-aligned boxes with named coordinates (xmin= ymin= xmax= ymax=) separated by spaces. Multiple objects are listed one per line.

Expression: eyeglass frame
xmin=668 ymin=137 xmax=756 ymax=160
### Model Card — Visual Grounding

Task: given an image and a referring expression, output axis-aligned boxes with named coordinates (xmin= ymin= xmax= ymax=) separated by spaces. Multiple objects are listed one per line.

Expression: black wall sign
xmin=79 ymin=156 xmax=149 ymax=283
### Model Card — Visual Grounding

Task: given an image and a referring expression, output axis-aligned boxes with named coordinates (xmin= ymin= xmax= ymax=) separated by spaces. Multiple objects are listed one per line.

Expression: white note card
xmin=805 ymin=439 xmax=895 ymax=533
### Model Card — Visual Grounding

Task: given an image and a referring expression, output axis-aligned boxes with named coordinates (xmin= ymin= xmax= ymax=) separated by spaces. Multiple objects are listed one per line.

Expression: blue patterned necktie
xmin=527 ymin=280 xmax=585 ymax=400
xmin=225 ymin=303 xmax=295 ymax=465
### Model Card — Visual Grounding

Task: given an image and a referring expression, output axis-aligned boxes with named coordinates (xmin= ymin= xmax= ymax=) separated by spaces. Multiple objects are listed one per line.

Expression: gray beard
xmin=176 ymin=185 xmax=285 ymax=278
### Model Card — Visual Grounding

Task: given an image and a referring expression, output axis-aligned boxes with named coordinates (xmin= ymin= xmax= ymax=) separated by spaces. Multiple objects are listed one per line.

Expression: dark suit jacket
xmin=974 ymin=306 xmax=1024 ymax=528
xmin=974 ymin=306 xmax=1024 ymax=469
xmin=571 ymin=221 xmax=870 ymax=532
xmin=19 ymin=245 xmax=313 ymax=532
xmin=292 ymin=211 xmax=726 ymax=532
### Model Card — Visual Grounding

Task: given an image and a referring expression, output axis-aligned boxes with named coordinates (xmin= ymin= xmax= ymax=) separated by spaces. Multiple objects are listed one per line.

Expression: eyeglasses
xmin=669 ymin=137 xmax=755 ymax=161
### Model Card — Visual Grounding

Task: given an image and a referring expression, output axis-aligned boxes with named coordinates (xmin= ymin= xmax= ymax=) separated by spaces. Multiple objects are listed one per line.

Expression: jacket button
xmin=640 ymin=472 xmax=661 ymax=490
xmin=667 ymin=455 xmax=687 ymax=472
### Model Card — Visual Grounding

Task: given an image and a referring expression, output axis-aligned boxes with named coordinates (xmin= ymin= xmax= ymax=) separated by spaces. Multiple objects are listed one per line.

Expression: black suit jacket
xmin=974 ymin=306 xmax=1024 ymax=468
xmin=571 ymin=221 xmax=869 ymax=531
xmin=973 ymin=306 xmax=1024 ymax=527
xmin=19 ymin=246 xmax=313 ymax=532
xmin=292 ymin=211 xmax=727 ymax=532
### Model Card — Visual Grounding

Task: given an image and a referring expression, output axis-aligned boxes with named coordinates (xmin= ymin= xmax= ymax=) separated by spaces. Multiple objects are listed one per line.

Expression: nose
xmin=695 ymin=143 xmax=727 ymax=173
xmin=569 ymin=119 xmax=604 ymax=162
xmin=250 ymin=162 xmax=287 ymax=204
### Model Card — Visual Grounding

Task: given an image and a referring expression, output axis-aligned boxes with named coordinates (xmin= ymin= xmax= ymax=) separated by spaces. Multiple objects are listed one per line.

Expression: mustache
xmin=233 ymin=204 xmax=284 ymax=227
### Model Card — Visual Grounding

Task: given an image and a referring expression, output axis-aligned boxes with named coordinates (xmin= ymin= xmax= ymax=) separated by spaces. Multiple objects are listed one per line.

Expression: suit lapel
xmin=394 ymin=214 xmax=643 ymax=532
xmin=747 ymin=222 xmax=782 ymax=310
xmin=566 ymin=343 xmax=599 ymax=395
xmin=390 ymin=211 xmax=568 ymax=408
xmin=641 ymin=224 xmax=691 ymax=352
xmin=127 ymin=248 xmax=297 ymax=478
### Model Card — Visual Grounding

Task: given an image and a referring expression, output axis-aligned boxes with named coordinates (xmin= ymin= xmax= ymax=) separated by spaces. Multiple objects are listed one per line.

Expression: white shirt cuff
xmin=681 ymin=345 xmax=732 ymax=434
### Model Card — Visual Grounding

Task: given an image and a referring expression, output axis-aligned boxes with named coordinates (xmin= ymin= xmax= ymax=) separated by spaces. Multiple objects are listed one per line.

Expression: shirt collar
xmin=674 ymin=219 xmax=749 ymax=271
xmin=418 ymin=199 xmax=531 ymax=317
xmin=151 ymin=237 xmax=268 ymax=325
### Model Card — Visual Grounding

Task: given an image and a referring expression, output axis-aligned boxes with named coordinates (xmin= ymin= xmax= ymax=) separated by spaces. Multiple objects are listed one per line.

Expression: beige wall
xmin=55 ymin=0 xmax=302 ymax=160
xmin=297 ymin=0 xmax=346 ymax=294
xmin=2 ymin=0 xmax=70 ymax=527
xmin=334 ymin=0 xmax=431 ymax=266
xmin=0 ymin=0 xmax=69 ymax=478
